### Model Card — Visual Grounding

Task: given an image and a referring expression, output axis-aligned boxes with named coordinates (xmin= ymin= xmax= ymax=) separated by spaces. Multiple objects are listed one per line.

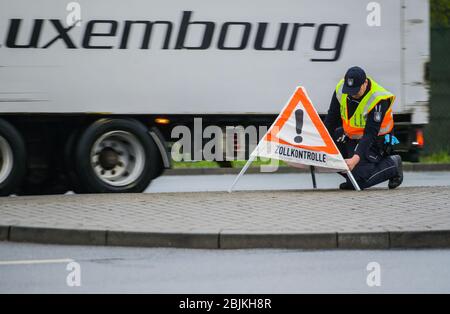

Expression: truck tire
xmin=74 ymin=118 xmax=159 ymax=193
xmin=0 ymin=119 xmax=26 ymax=196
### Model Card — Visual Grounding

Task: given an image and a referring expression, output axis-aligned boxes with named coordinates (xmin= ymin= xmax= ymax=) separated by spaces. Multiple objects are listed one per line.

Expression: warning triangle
xmin=228 ymin=86 xmax=361 ymax=192
xmin=265 ymin=86 xmax=339 ymax=155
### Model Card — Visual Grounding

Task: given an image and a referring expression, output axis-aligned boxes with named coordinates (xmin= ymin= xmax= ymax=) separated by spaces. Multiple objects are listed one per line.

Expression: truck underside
xmin=0 ymin=113 xmax=423 ymax=196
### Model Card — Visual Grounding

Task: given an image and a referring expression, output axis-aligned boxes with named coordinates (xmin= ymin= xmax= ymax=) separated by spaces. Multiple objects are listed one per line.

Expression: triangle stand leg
xmin=346 ymin=170 xmax=361 ymax=191
xmin=310 ymin=166 xmax=317 ymax=189
xmin=228 ymin=154 xmax=257 ymax=193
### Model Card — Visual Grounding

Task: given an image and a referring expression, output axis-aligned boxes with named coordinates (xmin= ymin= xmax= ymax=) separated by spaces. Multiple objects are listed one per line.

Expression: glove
xmin=384 ymin=134 xmax=400 ymax=145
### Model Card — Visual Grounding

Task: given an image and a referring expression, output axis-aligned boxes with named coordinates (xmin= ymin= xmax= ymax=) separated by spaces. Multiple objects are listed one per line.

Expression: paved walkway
xmin=1 ymin=187 xmax=450 ymax=249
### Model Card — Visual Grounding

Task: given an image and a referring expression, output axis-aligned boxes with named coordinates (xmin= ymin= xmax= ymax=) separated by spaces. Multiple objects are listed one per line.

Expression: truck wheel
xmin=75 ymin=119 xmax=159 ymax=193
xmin=0 ymin=119 xmax=26 ymax=196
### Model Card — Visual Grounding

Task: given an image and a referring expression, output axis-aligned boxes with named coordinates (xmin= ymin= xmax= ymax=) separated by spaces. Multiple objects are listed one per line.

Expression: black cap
xmin=342 ymin=66 xmax=367 ymax=95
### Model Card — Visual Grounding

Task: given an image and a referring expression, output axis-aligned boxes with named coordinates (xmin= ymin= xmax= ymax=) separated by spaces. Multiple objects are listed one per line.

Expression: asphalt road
xmin=1 ymin=242 xmax=450 ymax=293
xmin=145 ymin=171 xmax=450 ymax=193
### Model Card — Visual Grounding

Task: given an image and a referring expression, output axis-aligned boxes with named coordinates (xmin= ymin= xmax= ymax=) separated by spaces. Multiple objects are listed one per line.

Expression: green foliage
xmin=172 ymin=158 xmax=287 ymax=168
xmin=172 ymin=161 xmax=220 ymax=168
xmin=420 ymin=151 xmax=450 ymax=163
xmin=431 ymin=0 xmax=450 ymax=28
xmin=231 ymin=159 xmax=287 ymax=168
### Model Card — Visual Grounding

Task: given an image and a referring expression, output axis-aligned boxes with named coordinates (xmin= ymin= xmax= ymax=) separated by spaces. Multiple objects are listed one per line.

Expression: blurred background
xmin=426 ymin=0 xmax=450 ymax=161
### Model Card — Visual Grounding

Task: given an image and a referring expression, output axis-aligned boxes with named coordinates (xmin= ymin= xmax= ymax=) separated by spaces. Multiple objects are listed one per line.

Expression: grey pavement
xmin=1 ymin=184 xmax=450 ymax=249
xmin=145 ymin=171 xmax=450 ymax=193
xmin=1 ymin=242 xmax=450 ymax=293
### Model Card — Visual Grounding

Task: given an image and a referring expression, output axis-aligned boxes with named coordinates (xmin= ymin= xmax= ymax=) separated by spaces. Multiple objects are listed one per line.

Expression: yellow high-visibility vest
xmin=335 ymin=78 xmax=395 ymax=139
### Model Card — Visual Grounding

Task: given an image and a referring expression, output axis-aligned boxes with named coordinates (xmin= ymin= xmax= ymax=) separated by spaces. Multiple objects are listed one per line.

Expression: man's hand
xmin=345 ymin=154 xmax=360 ymax=171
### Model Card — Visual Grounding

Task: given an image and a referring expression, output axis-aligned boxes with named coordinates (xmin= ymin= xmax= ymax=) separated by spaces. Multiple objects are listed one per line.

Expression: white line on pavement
xmin=0 ymin=258 xmax=73 ymax=266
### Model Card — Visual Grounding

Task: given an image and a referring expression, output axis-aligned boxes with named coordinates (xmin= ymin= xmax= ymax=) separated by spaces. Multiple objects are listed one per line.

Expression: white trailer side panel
xmin=0 ymin=0 xmax=427 ymax=116
xmin=403 ymin=0 xmax=430 ymax=124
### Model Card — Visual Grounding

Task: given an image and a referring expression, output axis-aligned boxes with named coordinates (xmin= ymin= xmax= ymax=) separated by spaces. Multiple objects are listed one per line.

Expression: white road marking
xmin=0 ymin=258 xmax=73 ymax=266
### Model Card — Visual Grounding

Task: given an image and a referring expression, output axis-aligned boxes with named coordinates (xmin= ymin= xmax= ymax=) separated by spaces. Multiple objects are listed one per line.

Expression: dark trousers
xmin=335 ymin=137 xmax=398 ymax=190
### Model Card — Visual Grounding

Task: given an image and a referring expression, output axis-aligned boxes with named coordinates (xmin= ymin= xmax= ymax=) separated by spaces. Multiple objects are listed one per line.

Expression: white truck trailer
xmin=0 ymin=0 xmax=429 ymax=195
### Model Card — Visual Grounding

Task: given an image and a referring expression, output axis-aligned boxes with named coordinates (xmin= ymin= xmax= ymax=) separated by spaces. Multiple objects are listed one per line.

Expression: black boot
xmin=339 ymin=182 xmax=355 ymax=190
xmin=388 ymin=155 xmax=403 ymax=189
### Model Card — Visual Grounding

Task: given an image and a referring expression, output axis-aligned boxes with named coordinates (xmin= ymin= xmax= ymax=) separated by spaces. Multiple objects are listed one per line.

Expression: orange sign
xmin=265 ymin=87 xmax=339 ymax=155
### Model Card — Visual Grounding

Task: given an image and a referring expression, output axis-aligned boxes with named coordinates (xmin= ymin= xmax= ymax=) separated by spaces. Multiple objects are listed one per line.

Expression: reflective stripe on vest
xmin=335 ymin=78 xmax=395 ymax=139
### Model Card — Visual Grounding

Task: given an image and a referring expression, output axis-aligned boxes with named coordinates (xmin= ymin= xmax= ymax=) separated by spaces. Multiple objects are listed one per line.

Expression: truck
xmin=0 ymin=0 xmax=430 ymax=195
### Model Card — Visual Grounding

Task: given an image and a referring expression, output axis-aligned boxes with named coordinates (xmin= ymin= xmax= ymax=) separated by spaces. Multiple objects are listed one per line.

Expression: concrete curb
xmin=3 ymin=225 xmax=450 ymax=250
xmin=106 ymin=231 xmax=219 ymax=249
xmin=0 ymin=226 xmax=9 ymax=241
xmin=390 ymin=230 xmax=450 ymax=249
xmin=164 ymin=163 xmax=450 ymax=176
xmin=219 ymin=232 xmax=337 ymax=249
xmin=337 ymin=232 xmax=390 ymax=249
xmin=9 ymin=226 xmax=107 ymax=246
